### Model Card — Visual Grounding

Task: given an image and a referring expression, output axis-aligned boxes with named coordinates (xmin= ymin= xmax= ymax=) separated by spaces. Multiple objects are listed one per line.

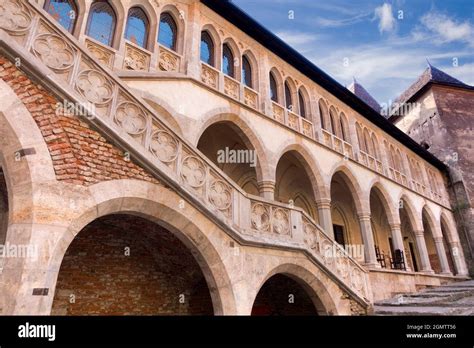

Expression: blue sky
xmin=233 ymin=0 xmax=474 ymax=105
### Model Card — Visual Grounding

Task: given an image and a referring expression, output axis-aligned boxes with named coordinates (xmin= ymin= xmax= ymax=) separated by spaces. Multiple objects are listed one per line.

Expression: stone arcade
xmin=0 ymin=0 xmax=471 ymax=316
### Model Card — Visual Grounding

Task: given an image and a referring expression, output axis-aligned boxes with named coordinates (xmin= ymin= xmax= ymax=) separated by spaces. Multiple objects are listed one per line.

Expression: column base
xmin=364 ymin=262 xmax=381 ymax=270
xmin=420 ymin=269 xmax=435 ymax=275
xmin=440 ymin=271 xmax=453 ymax=276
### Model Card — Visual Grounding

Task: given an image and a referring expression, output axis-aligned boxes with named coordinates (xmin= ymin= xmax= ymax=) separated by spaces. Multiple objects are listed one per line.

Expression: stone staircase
xmin=374 ymin=280 xmax=474 ymax=315
xmin=0 ymin=0 xmax=371 ymax=309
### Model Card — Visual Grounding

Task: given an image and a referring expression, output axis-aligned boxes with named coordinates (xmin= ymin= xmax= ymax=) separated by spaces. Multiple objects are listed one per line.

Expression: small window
xmin=44 ymin=0 xmax=77 ymax=33
xmin=284 ymin=81 xmax=292 ymax=110
xmin=158 ymin=13 xmax=177 ymax=51
xmin=86 ymin=1 xmax=116 ymax=46
xmin=298 ymin=90 xmax=306 ymax=118
xmin=269 ymin=72 xmax=278 ymax=102
xmin=125 ymin=7 xmax=149 ymax=48
xmin=200 ymin=31 xmax=214 ymax=66
xmin=333 ymin=225 xmax=346 ymax=247
xmin=242 ymin=55 xmax=252 ymax=88
xmin=222 ymin=43 xmax=235 ymax=77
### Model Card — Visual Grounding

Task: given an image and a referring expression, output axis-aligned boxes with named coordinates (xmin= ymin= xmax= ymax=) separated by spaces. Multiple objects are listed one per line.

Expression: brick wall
xmin=51 ymin=214 xmax=214 ymax=315
xmin=0 ymin=56 xmax=159 ymax=186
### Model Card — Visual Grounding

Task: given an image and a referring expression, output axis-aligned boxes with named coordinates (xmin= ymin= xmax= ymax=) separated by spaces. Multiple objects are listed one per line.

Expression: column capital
xmin=357 ymin=212 xmax=371 ymax=221
xmin=315 ymin=197 xmax=331 ymax=208
xmin=433 ymin=235 xmax=444 ymax=243
xmin=257 ymin=180 xmax=275 ymax=191
xmin=413 ymin=229 xmax=425 ymax=238
xmin=389 ymin=222 xmax=401 ymax=230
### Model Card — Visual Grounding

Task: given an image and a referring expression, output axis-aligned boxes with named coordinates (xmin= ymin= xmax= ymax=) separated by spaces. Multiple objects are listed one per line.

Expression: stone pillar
xmin=257 ymin=180 xmax=275 ymax=200
xmin=413 ymin=230 xmax=434 ymax=273
xmin=316 ymin=198 xmax=334 ymax=239
xmin=433 ymin=236 xmax=452 ymax=275
xmin=389 ymin=223 xmax=411 ymax=271
xmin=357 ymin=213 xmax=379 ymax=268
xmin=448 ymin=241 xmax=469 ymax=276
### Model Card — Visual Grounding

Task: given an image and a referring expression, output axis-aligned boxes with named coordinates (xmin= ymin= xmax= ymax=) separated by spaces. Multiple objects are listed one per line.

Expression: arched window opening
xmin=86 ymin=1 xmax=116 ymax=46
xmin=329 ymin=109 xmax=339 ymax=136
xmin=356 ymin=124 xmax=365 ymax=152
xmin=44 ymin=0 xmax=77 ymax=33
xmin=222 ymin=43 xmax=235 ymax=77
xmin=318 ymin=99 xmax=329 ymax=130
xmin=339 ymin=114 xmax=348 ymax=142
xmin=158 ymin=13 xmax=177 ymax=51
xmin=284 ymin=81 xmax=293 ymax=110
xmin=269 ymin=72 xmax=278 ymax=102
xmin=242 ymin=55 xmax=252 ymax=88
xmin=125 ymin=7 xmax=149 ymax=48
xmin=200 ymin=31 xmax=214 ymax=66
xmin=371 ymin=134 xmax=379 ymax=160
xmin=298 ymin=90 xmax=306 ymax=118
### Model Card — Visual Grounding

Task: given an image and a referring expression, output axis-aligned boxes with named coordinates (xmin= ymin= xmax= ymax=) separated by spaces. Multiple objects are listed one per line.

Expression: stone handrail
xmin=0 ymin=0 xmax=370 ymax=302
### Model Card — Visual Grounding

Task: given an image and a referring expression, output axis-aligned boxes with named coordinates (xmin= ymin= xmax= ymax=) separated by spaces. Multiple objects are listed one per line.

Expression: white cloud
xmin=314 ymin=12 xmax=371 ymax=28
xmin=275 ymin=31 xmax=317 ymax=47
xmin=420 ymin=11 xmax=473 ymax=46
xmin=374 ymin=3 xmax=396 ymax=33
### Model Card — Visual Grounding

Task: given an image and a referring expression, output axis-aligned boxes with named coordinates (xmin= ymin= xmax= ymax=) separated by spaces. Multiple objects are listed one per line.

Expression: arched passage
xmin=251 ymin=274 xmax=319 ymax=315
xmin=51 ymin=213 xmax=214 ymax=315
xmin=369 ymin=185 xmax=396 ymax=268
xmin=197 ymin=121 xmax=260 ymax=195
xmin=399 ymin=196 xmax=422 ymax=272
xmin=422 ymin=207 xmax=443 ymax=274
xmin=440 ymin=218 xmax=456 ymax=274
xmin=275 ymin=151 xmax=318 ymax=219
xmin=329 ymin=169 xmax=363 ymax=252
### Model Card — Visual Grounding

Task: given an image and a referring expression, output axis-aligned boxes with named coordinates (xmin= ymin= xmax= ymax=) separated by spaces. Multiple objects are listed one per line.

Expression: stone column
xmin=357 ymin=213 xmax=379 ymax=268
xmin=316 ymin=198 xmax=334 ymax=239
xmin=448 ymin=241 xmax=469 ymax=276
xmin=389 ymin=223 xmax=411 ymax=271
xmin=433 ymin=236 xmax=452 ymax=275
xmin=257 ymin=180 xmax=275 ymax=200
xmin=413 ymin=230 xmax=434 ymax=273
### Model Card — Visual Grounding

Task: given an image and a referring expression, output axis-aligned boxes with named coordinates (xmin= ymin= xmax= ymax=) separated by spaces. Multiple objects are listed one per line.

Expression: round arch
xmin=195 ymin=111 xmax=270 ymax=183
xmin=222 ymin=37 xmax=241 ymax=80
xmin=0 ymin=79 xmax=56 ymax=313
xmin=274 ymin=142 xmax=328 ymax=201
xmin=367 ymin=181 xmax=397 ymax=225
xmin=397 ymin=194 xmax=422 ymax=231
xmin=241 ymin=49 xmax=259 ymax=89
xmin=252 ymin=263 xmax=339 ymax=315
xmin=158 ymin=4 xmax=186 ymax=54
xmin=422 ymin=205 xmax=442 ymax=238
xmin=133 ymin=88 xmax=184 ymax=136
xmin=327 ymin=163 xmax=366 ymax=213
xmin=124 ymin=0 xmax=159 ymax=51
xmin=200 ymin=24 xmax=222 ymax=69
xmin=269 ymin=67 xmax=284 ymax=104
xmin=47 ymin=180 xmax=237 ymax=315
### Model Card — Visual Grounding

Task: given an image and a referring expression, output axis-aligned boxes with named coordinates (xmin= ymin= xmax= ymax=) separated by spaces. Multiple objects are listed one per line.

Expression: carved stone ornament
xmin=32 ymin=34 xmax=75 ymax=71
xmin=251 ymin=203 xmax=270 ymax=232
xmin=75 ymin=69 xmax=114 ymax=105
xmin=114 ymin=102 xmax=148 ymax=135
xmin=149 ymin=129 xmax=179 ymax=163
xmin=209 ymin=180 xmax=232 ymax=210
xmin=181 ymin=156 xmax=206 ymax=188
xmin=0 ymin=0 xmax=32 ymax=33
